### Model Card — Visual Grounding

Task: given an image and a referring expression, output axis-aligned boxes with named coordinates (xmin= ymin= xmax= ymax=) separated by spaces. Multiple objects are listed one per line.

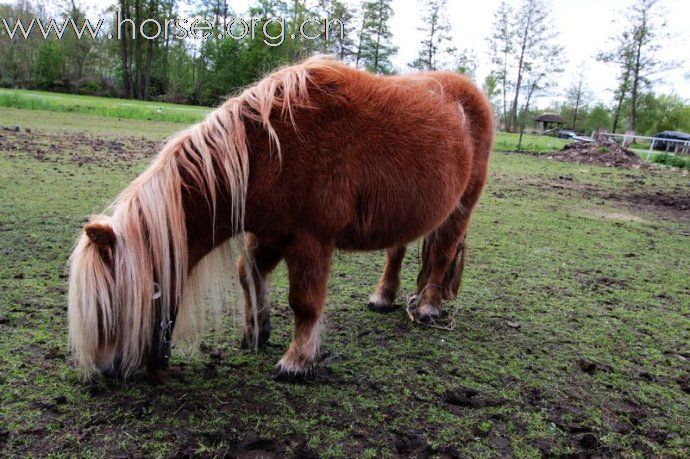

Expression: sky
xmin=77 ymin=0 xmax=690 ymax=108
xmin=388 ymin=0 xmax=690 ymax=107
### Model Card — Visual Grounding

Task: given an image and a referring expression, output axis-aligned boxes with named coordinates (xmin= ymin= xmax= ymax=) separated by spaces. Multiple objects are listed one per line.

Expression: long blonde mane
xmin=68 ymin=57 xmax=342 ymax=377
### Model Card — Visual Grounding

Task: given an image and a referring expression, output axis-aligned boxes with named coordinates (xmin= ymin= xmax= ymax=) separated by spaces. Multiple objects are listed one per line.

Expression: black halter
xmin=151 ymin=283 xmax=176 ymax=369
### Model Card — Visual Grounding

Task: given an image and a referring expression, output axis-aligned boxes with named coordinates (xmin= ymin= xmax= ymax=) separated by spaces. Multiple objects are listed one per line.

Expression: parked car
xmin=557 ymin=129 xmax=576 ymax=139
xmin=652 ymin=131 xmax=690 ymax=151
xmin=542 ymin=128 xmax=577 ymax=139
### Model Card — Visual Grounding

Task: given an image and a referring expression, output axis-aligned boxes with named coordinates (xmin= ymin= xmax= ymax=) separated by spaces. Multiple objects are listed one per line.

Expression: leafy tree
xmin=117 ymin=0 xmax=168 ymax=99
xmin=33 ymin=42 xmax=63 ymax=89
xmin=163 ymin=41 xmax=196 ymax=102
xmin=60 ymin=1 xmax=94 ymax=85
xmin=409 ymin=0 xmax=455 ymax=71
xmin=0 ymin=1 xmax=44 ymax=87
xmin=515 ymin=40 xmax=564 ymax=150
xmin=635 ymin=92 xmax=690 ymax=135
xmin=583 ymin=104 xmax=613 ymax=134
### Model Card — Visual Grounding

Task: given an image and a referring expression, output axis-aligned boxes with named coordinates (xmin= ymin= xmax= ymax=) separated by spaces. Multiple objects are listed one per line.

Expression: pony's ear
xmin=84 ymin=222 xmax=116 ymax=248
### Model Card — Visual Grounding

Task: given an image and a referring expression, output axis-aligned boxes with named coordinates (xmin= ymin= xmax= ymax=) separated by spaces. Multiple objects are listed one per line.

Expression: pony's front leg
xmin=238 ymin=237 xmax=283 ymax=348
xmin=271 ymin=235 xmax=334 ymax=381
xmin=368 ymin=245 xmax=406 ymax=312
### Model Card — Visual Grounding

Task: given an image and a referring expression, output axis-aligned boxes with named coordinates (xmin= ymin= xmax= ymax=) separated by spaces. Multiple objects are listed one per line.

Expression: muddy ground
xmin=548 ymin=140 xmax=646 ymax=169
xmin=1 ymin=125 xmax=689 ymax=457
xmin=0 ymin=125 xmax=160 ymax=166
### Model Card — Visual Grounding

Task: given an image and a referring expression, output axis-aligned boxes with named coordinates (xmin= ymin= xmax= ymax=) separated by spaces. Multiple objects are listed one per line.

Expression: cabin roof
xmin=534 ymin=113 xmax=565 ymax=124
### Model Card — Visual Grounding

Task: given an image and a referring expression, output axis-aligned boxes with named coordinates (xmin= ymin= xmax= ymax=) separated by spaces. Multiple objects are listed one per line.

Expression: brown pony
xmin=68 ymin=57 xmax=493 ymax=381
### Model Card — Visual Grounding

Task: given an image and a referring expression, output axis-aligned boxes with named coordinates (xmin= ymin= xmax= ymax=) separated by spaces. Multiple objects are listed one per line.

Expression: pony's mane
xmin=68 ymin=57 xmax=344 ymax=377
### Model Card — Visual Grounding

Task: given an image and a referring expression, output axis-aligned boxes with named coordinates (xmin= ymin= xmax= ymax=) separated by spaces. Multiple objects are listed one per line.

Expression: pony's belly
xmin=334 ymin=191 xmax=459 ymax=251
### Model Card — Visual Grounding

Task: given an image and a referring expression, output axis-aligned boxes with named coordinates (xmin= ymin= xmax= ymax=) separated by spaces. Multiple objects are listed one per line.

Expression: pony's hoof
xmin=270 ymin=364 xmax=313 ymax=383
xmin=367 ymin=294 xmax=399 ymax=313
xmin=367 ymin=300 xmax=399 ymax=313
xmin=145 ymin=366 xmax=168 ymax=385
xmin=413 ymin=303 xmax=442 ymax=323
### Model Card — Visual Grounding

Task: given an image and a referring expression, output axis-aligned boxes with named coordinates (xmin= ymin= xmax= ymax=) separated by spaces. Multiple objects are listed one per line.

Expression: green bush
xmin=32 ymin=42 xmax=64 ymax=90
xmin=652 ymin=153 xmax=690 ymax=169
xmin=78 ymin=80 xmax=102 ymax=95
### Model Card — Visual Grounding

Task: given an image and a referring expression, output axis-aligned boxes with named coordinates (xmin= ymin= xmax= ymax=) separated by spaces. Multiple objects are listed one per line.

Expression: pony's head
xmin=68 ymin=212 xmax=180 ymax=380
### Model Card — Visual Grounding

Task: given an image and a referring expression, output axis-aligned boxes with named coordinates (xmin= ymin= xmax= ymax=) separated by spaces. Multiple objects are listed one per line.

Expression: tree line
xmin=0 ymin=0 xmax=687 ymax=135
xmin=486 ymin=0 xmax=687 ymax=136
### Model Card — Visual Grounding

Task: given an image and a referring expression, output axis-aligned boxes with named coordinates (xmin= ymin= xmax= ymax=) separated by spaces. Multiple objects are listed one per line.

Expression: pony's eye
xmin=152 ymin=283 xmax=162 ymax=300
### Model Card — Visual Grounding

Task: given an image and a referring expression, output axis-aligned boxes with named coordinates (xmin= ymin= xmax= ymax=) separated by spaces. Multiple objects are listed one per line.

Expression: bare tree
xmin=487 ymin=0 xmax=514 ymax=129
xmin=507 ymin=0 xmax=561 ymax=132
xmin=598 ymin=0 xmax=675 ymax=132
xmin=516 ymin=45 xmax=564 ymax=150
xmin=565 ymin=68 xmax=592 ymax=131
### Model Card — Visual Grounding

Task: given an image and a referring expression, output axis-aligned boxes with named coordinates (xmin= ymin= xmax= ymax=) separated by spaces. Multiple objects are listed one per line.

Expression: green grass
xmin=0 ymin=106 xmax=187 ymax=139
xmin=0 ymin=108 xmax=688 ymax=457
xmin=494 ymin=131 xmax=572 ymax=152
xmin=0 ymin=88 xmax=212 ymax=124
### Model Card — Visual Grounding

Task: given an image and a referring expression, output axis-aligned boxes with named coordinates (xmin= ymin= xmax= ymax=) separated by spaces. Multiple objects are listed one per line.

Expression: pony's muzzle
xmin=97 ymin=352 xmax=123 ymax=379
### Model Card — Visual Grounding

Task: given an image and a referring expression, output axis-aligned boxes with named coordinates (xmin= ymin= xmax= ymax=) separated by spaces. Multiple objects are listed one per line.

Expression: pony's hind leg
xmin=272 ymin=234 xmax=334 ymax=381
xmin=414 ymin=187 xmax=484 ymax=321
xmin=238 ymin=236 xmax=283 ymax=348
xmin=368 ymin=245 xmax=406 ymax=312
xmin=412 ymin=208 xmax=467 ymax=322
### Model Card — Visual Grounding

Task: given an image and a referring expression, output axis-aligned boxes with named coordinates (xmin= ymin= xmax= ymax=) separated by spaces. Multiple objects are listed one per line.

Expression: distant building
xmin=534 ymin=113 xmax=565 ymax=134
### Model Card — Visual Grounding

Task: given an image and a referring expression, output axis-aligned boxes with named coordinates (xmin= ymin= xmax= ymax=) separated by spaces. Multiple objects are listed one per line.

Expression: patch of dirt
xmin=520 ymin=175 xmax=690 ymax=221
xmin=625 ymin=190 xmax=690 ymax=213
xmin=0 ymin=125 xmax=160 ymax=166
xmin=548 ymin=140 xmax=647 ymax=168
xmin=443 ymin=387 xmax=504 ymax=411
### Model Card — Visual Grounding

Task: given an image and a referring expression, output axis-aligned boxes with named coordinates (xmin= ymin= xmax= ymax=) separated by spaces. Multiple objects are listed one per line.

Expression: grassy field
xmin=493 ymin=132 xmax=571 ymax=153
xmin=0 ymin=88 xmax=211 ymax=124
xmin=1 ymin=108 xmax=689 ymax=457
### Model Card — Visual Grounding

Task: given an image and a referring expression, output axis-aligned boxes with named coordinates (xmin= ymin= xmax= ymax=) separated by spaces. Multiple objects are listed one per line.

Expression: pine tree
xmin=409 ymin=0 xmax=455 ymax=70
xmin=317 ymin=0 xmax=356 ymax=61
xmin=358 ymin=0 xmax=397 ymax=74
xmin=454 ymin=48 xmax=478 ymax=79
